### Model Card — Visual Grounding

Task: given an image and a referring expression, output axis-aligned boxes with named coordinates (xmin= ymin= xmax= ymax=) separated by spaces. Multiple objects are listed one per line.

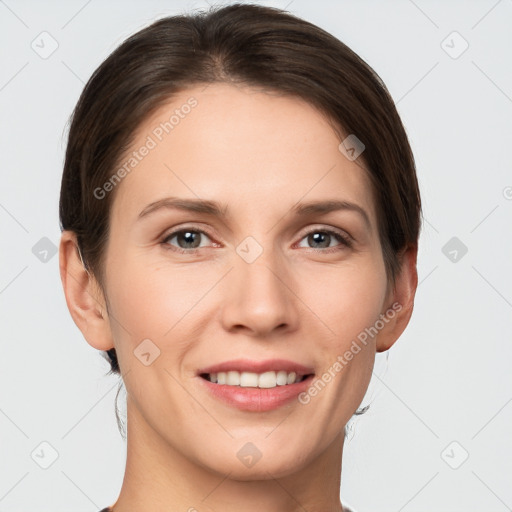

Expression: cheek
xmin=295 ymin=257 xmax=387 ymax=408
xmin=103 ymin=250 xmax=235 ymax=380
xmin=103 ymin=254 xmax=203 ymax=358
xmin=296 ymin=257 xmax=388 ymax=345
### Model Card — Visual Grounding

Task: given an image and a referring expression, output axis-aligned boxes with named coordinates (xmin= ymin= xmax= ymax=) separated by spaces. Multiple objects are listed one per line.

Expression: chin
xmin=217 ymin=458 xmax=303 ymax=481
xmin=195 ymin=440 xmax=311 ymax=481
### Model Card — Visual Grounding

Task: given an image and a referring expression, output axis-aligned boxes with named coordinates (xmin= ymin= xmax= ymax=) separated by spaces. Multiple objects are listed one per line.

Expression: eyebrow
xmin=137 ymin=196 xmax=371 ymax=229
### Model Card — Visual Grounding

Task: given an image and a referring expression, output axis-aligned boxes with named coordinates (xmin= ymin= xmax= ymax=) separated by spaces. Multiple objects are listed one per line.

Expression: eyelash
xmin=160 ymin=225 xmax=353 ymax=254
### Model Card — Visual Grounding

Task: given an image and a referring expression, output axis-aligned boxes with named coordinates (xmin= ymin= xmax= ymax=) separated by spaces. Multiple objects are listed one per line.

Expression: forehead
xmin=110 ymin=82 xmax=377 ymax=227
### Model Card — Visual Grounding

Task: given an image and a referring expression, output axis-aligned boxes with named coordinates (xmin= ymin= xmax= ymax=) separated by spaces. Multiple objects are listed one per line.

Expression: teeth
xmin=206 ymin=370 xmax=305 ymax=388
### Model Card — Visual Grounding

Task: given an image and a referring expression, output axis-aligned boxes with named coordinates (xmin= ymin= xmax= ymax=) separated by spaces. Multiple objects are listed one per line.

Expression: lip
xmin=197 ymin=373 xmax=316 ymax=412
xmin=196 ymin=358 xmax=315 ymax=376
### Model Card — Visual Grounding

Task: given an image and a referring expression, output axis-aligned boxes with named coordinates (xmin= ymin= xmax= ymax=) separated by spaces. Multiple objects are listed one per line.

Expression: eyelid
xmin=161 ymin=223 xmax=353 ymax=252
xmin=161 ymin=224 xmax=218 ymax=247
xmin=297 ymin=224 xmax=353 ymax=242
xmin=294 ymin=226 xmax=353 ymax=251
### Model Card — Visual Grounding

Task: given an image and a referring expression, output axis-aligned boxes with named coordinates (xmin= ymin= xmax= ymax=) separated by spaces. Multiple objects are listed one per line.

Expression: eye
xmin=161 ymin=226 xmax=352 ymax=254
xmin=162 ymin=228 xmax=216 ymax=253
xmin=296 ymin=228 xmax=352 ymax=252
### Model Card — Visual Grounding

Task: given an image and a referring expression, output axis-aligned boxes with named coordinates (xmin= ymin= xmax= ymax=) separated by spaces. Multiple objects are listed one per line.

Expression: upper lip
xmin=197 ymin=358 xmax=315 ymax=377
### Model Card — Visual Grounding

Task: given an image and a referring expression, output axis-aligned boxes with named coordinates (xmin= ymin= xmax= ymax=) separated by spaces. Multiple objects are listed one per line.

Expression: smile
xmin=200 ymin=370 xmax=310 ymax=388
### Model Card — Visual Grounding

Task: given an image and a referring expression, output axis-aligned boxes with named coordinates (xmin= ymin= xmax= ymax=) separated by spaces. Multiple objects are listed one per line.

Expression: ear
xmin=59 ymin=230 xmax=114 ymax=351
xmin=376 ymin=244 xmax=418 ymax=353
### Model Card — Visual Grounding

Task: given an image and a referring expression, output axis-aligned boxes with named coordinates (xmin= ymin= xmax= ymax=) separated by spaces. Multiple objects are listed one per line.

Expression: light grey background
xmin=1 ymin=0 xmax=511 ymax=511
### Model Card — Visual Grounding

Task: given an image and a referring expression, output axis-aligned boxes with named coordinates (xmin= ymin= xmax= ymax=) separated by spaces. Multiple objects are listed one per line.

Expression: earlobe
xmin=376 ymin=245 xmax=418 ymax=353
xmin=59 ymin=230 xmax=114 ymax=351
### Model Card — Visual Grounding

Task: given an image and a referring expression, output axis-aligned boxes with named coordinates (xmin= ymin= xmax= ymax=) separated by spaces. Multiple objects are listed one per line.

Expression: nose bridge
xmin=221 ymin=234 xmax=298 ymax=335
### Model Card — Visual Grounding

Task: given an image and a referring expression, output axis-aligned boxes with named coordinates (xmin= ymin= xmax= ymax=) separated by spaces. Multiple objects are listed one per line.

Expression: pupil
xmin=310 ymin=232 xmax=329 ymax=248
xmin=179 ymin=231 xmax=200 ymax=248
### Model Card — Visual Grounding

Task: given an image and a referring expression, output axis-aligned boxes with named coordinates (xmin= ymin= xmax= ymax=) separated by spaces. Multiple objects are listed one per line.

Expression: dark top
xmin=99 ymin=506 xmax=355 ymax=512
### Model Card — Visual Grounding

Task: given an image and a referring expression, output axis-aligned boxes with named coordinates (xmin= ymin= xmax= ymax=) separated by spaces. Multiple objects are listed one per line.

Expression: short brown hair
xmin=60 ymin=2 xmax=422 ymax=376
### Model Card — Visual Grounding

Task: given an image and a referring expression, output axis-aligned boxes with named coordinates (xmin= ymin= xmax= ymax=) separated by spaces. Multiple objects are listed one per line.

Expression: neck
xmin=111 ymin=398 xmax=347 ymax=512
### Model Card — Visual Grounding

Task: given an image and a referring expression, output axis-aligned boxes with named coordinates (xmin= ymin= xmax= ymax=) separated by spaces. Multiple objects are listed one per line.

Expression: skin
xmin=60 ymin=83 xmax=418 ymax=512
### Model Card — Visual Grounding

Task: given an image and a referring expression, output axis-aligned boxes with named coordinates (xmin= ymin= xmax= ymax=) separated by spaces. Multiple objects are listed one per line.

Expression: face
xmin=98 ymin=82 xmax=395 ymax=479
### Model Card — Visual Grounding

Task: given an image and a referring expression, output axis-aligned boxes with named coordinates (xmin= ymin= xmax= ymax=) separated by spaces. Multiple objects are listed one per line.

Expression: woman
xmin=58 ymin=3 xmax=421 ymax=511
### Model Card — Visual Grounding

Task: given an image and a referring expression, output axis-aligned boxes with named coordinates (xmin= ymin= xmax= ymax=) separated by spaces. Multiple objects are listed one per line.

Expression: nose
xmin=219 ymin=248 xmax=300 ymax=338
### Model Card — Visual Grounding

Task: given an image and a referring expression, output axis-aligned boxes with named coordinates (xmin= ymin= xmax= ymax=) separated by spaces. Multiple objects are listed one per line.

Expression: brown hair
xmin=60 ymin=2 xmax=422 ymax=378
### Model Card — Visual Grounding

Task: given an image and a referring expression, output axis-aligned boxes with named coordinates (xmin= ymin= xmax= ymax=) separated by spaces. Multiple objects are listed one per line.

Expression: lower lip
xmin=197 ymin=374 xmax=315 ymax=412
